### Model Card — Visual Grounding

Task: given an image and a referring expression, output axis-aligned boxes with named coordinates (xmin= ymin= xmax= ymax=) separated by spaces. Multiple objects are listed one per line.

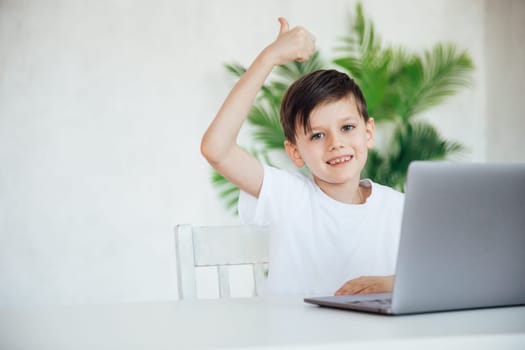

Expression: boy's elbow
xmin=200 ymin=138 xmax=213 ymax=161
xmin=200 ymin=136 xmax=221 ymax=165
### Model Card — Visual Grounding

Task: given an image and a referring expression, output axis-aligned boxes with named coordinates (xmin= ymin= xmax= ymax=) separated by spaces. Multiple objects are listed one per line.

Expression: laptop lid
xmin=390 ymin=161 xmax=525 ymax=314
xmin=305 ymin=161 xmax=525 ymax=315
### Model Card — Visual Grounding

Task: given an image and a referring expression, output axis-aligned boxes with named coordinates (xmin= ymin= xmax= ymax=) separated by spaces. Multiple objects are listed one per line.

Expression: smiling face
xmin=285 ymin=96 xmax=375 ymax=191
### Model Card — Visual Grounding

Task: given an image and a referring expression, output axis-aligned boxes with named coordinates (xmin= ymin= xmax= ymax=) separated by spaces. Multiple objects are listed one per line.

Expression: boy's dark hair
xmin=280 ymin=69 xmax=369 ymax=143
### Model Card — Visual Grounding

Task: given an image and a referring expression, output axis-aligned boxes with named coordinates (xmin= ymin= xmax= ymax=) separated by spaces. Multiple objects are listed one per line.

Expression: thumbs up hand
xmin=264 ymin=17 xmax=316 ymax=66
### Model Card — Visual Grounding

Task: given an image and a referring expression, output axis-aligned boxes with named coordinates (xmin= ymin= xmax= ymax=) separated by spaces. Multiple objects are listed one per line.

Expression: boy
xmin=201 ymin=18 xmax=404 ymax=296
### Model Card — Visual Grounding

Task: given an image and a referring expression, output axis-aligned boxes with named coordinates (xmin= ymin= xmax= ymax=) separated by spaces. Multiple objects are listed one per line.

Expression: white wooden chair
xmin=174 ymin=224 xmax=270 ymax=299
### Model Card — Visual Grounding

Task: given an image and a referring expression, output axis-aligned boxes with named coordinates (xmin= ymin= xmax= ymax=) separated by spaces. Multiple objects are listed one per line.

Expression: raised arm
xmin=201 ymin=18 xmax=316 ymax=197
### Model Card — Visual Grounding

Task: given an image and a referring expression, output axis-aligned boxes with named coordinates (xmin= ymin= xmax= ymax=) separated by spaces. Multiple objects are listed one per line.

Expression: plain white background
xmin=0 ymin=0 xmax=524 ymax=306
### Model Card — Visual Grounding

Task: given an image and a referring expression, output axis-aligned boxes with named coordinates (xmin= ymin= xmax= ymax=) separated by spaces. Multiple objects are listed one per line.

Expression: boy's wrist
xmin=258 ymin=46 xmax=280 ymax=69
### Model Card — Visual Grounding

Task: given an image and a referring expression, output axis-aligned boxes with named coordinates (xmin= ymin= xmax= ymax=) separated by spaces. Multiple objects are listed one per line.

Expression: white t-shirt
xmin=239 ymin=165 xmax=404 ymax=296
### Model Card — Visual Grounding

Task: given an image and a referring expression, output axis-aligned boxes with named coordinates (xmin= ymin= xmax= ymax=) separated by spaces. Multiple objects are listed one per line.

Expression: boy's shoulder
xmin=373 ymin=181 xmax=404 ymax=197
xmin=364 ymin=179 xmax=405 ymax=207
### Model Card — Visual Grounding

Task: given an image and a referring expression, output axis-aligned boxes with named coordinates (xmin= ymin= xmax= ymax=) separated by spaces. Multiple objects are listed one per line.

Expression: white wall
xmin=485 ymin=0 xmax=525 ymax=162
xmin=0 ymin=0 xmax=523 ymax=306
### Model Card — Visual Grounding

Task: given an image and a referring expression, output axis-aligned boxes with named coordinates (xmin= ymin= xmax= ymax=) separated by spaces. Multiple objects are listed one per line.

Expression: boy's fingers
xmin=278 ymin=17 xmax=289 ymax=35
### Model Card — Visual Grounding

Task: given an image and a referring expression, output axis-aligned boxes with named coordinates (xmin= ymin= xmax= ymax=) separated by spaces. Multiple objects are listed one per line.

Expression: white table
xmin=1 ymin=296 xmax=524 ymax=349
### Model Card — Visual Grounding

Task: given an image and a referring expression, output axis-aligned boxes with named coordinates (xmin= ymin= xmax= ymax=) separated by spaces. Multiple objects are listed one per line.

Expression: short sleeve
xmin=238 ymin=165 xmax=308 ymax=226
xmin=238 ymin=190 xmax=259 ymax=224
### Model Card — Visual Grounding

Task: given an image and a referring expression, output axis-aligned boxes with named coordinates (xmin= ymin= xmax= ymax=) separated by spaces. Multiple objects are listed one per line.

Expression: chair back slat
xmin=174 ymin=224 xmax=270 ymax=299
xmin=253 ymin=263 xmax=268 ymax=296
xmin=192 ymin=225 xmax=269 ymax=266
xmin=218 ymin=266 xmax=231 ymax=298
xmin=175 ymin=224 xmax=198 ymax=299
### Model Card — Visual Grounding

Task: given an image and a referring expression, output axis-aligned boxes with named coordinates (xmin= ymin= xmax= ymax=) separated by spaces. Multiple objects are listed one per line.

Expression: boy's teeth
xmin=329 ymin=156 xmax=351 ymax=165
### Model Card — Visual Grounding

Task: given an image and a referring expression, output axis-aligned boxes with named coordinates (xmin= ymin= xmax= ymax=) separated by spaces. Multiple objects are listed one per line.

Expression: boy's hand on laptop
xmin=334 ymin=275 xmax=394 ymax=295
xmin=263 ymin=17 xmax=316 ymax=66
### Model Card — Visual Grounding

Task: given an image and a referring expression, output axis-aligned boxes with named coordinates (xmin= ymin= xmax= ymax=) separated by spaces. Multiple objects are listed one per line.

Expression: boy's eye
xmin=311 ymin=132 xmax=324 ymax=140
xmin=342 ymin=124 xmax=355 ymax=132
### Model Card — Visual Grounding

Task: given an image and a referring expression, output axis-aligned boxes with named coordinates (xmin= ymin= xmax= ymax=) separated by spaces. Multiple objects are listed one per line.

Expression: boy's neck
xmin=314 ymin=177 xmax=367 ymax=205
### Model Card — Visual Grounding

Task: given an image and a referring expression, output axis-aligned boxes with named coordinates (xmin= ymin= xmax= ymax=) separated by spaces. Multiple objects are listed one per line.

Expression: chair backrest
xmin=174 ymin=224 xmax=270 ymax=299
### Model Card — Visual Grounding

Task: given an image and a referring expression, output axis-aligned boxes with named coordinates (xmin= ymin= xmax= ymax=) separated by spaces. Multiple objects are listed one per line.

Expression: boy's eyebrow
xmin=309 ymin=116 xmax=361 ymax=130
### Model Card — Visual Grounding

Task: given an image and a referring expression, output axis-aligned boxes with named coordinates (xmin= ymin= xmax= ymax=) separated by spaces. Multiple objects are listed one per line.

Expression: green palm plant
xmin=211 ymin=2 xmax=474 ymax=212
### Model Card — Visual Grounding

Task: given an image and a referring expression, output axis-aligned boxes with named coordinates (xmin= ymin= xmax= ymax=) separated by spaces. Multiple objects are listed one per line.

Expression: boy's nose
xmin=328 ymin=133 xmax=344 ymax=150
xmin=327 ymin=134 xmax=345 ymax=150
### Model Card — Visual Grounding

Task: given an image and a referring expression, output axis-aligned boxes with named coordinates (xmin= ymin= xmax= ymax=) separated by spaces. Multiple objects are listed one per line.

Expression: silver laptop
xmin=304 ymin=161 xmax=525 ymax=315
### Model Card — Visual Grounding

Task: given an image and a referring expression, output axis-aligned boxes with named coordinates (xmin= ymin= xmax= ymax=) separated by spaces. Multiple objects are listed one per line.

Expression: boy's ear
xmin=284 ymin=140 xmax=305 ymax=168
xmin=366 ymin=117 xmax=375 ymax=148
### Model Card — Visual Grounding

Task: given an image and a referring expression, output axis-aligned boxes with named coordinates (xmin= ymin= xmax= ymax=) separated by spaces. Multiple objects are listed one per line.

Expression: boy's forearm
xmin=201 ymin=48 xmax=276 ymax=164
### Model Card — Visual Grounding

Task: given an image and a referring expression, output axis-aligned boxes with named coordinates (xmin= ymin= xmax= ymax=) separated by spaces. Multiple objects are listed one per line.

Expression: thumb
xmin=277 ymin=17 xmax=289 ymax=35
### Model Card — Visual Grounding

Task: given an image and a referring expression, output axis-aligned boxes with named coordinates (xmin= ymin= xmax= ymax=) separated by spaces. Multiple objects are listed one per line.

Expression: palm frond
xmin=333 ymin=4 xmax=396 ymax=122
xmin=247 ymin=103 xmax=285 ymax=150
xmin=395 ymin=121 xmax=464 ymax=161
xmin=396 ymin=43 xmax=474 ymax=120
xmin=334 ymin=2 xmax=383 ymax=73
xmin=334 ymin=5 xmax=474 ymax=125
xmin=371 ymin=121 xmax=465 ymax=190
xmin=211 ymin=170 xmax=240 ymax=214
xmin=224 ymin=63 xmax=246 ymax=78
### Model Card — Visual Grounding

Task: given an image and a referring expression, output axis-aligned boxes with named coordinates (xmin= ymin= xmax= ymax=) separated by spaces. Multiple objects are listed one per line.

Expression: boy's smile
xmin=285 ymin=96 xmax=374 ymax=202
xmin=326 ymin=155 xmax=353 ymax=166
